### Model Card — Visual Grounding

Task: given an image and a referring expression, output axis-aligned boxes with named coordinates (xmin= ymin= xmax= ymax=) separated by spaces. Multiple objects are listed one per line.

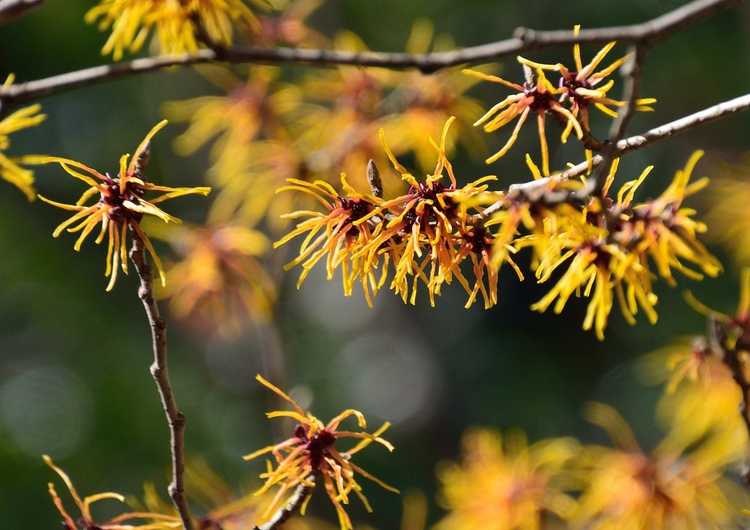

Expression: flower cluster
xmin=466 ymin=26 xmax=655 ymax=174
xmin=86 ymin=0 xmax=269 ymax=60
xmin=434 ymin=402 xmax=743 ymax=530
xmin=276 ymin=117 xmax=513 ymax=309
xmin=0 ymin=75 xmax=46 ymax=200
xmin=277 ymin=115 xmax=718 ymax=338
xmin=243 ymin=375 xmax=399 ymax=530
xmin=34 ymin=120 xmax=210 ymax=291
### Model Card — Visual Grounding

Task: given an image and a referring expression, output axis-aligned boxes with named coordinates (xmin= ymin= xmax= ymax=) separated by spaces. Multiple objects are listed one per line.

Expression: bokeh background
xmin=1 ymin=0 xmax=750 ymax=528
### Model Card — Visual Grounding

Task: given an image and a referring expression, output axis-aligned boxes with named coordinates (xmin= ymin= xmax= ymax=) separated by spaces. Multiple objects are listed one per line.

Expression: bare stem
xmin=129 ymin=234 xmax=193 ymax=530
xmin=0 ymin=0 xmax=738 ymax=105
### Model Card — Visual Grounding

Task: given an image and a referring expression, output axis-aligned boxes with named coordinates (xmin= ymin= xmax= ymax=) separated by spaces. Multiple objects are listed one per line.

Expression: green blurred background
xmin=1 ymin=0 xmax=749 ymax=528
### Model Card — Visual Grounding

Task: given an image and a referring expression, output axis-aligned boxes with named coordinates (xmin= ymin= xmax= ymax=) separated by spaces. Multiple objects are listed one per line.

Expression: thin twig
xmin=0 ymin=0 xmax=42 ymax=24
xmin=591 ymin=44 xmax=648 ymax=196
xmin=254 ymin=484 xmax=313 ymax=530
xmin=129 ymin=235 xmax=194 ymax=530
xmin=480 ymin=91 xmax=750 ymax=218
xmin=0 ymin=0 xmax=738 ymax=105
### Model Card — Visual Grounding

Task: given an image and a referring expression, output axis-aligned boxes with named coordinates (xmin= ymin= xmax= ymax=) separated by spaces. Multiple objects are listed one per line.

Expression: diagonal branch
xmin=0 ymin=0 xmax=42 ymax=24
xmin=0 ymin=0 xmax=738 ymax=105
xmin=480 ymin=91 xmax=750 ymax=218
xmin=129 ymin=235 xmax=194 ymax=530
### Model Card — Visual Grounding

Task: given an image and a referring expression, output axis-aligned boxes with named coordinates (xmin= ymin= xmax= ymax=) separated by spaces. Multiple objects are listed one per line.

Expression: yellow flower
xmin=526 ymin=25 xmax=656 ymax=132
xmin=707 ymin=154 xmax=750 ymax=264
xmin=33 ymin=120 xmax=211 ymax=291
xmin=0 ymin=75 xmax=46 ymax=200
xmin=532 ymin=152 xmax=719 ymax=339
xmin=86 ymin=0 xmax=267 ymax=60
xmin=44 ymin=454 xmax=180 ymax=530
xmin=243 ymin=375 xmax=399 ymax=530
xmin=274 ymin=173 xmax=387 ymax=307
xmin=275 ymin=117 xmax=512 ymax=309
xmin=650 ymin=338 xmax=746 ymax=454
xmin=207 ymin=140 xmax=304 ymax=229
xmin=463 ymin=65 xmax=582 ymax=175
xmin=155 ymin=222 xmax=275 ymax=336
xmin=363 ymin=118 xmax=506 ymax=308
xmin=575 ymin=403 xmax=741 ymax=530
xmin=434 ymin=429 xmax=578 ymax=530
xmin=164 ymin=66 xmax=298 ymax=163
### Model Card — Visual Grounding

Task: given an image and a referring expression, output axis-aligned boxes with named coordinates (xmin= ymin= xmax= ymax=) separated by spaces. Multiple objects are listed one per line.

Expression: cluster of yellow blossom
xmin=153 ymin=12 xmax=489 ymax=334
xmin=0 ymin=75 xmax=46 ymax=200
xmin=277 ymin=115 xmax=719 ymax=338
xmin=86 ymin=0 xmax=270 ymax=60
xmin=644 ymin=269 xmax=750 ymax=455
xmin=466 ymin=26 xmax=656 ymax=174
xmin=433 ymin=402 xmax=743 ymax=530
xmin=276 ymin=118 xmax=511 ymax=309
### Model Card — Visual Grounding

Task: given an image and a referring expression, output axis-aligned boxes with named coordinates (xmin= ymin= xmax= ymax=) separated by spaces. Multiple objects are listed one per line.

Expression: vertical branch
xmin=130 ymin=234 xmax=194 ymax=530
xmin=710 ymin=316 xmax=750 ymax=482
xmin=592 ymin=44 xmax=647 ymax=195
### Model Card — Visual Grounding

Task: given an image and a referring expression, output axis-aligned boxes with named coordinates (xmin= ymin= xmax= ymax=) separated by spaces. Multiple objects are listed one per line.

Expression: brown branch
xmin=129 ymin=235 xmax=194 ymax=530
xmin=591 ymin=44 xmax=648 ymax=196
xmin=708 ymin=316 xmax=750 ymax=482
xmin=254 ymin=483 xmax=312 ymax=530
xmin=0 ymin=0 xmax=42 ymax=24
xmin=0 ymin=0 xmax=738 ymax=105
xmin=480 ymin=91 xmax=750 ymax=218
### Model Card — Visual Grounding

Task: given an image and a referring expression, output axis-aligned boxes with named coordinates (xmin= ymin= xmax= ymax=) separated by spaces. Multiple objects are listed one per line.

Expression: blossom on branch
xmin=275 ymin=117 xmax=514 ymax=309
xmin=243 ymin=375 xmax=399 ymax=530
xmin=33 ymin=120 xmax=210 ymax=291
xmin=531 ymin=152 xmax=719 ymax=339
xmin=0 ymin=75 xmax=46 ymax=200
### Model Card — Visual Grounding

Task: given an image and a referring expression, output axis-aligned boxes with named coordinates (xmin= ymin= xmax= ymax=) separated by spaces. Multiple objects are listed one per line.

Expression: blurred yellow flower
xmin=707 ymin=154 xmax=750 ymax=264
xmin=575 ymin=403 xmax=741 ymax=530
xmin=33 ymin=120 xmax=210 ymax=291
xmin=164 ymin=66 xmax=299 ymax=163
xmin=155 ymin=222 xmax=275 ymax=337
xmin=435 ymin=429 xmax=578 ymax=530
xmin=0 ymin=75 xmax=46 ymax=200
xmin=86 ymin=0 xmax=268 ymax=60
xmin=243 ymin=375 xmax=399 ymax=530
